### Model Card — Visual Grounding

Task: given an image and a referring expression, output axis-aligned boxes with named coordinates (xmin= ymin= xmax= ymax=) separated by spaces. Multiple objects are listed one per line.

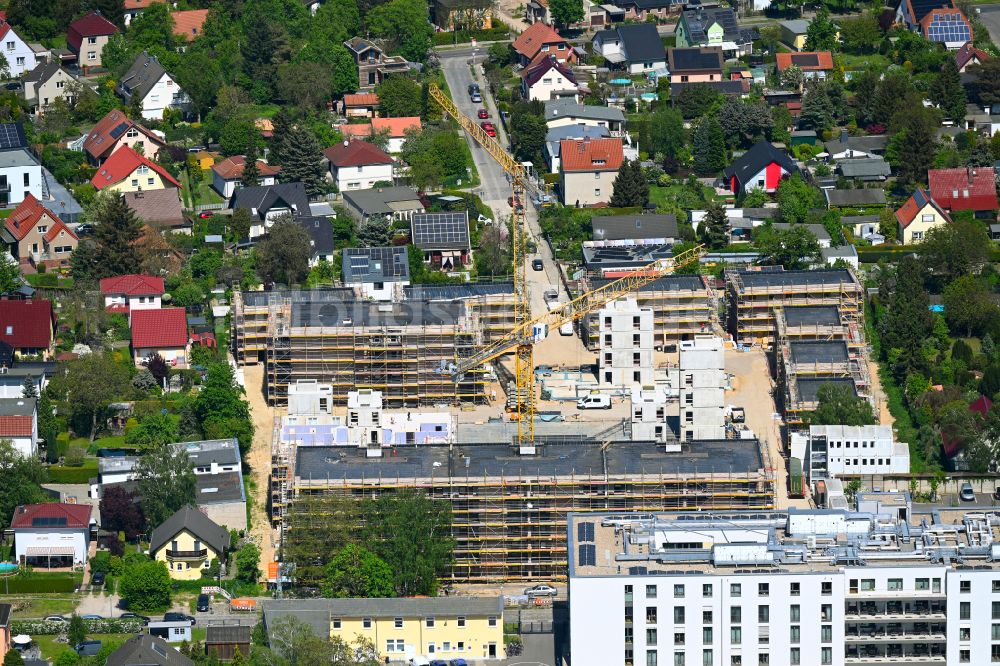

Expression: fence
xmin=193 ymin=203 xmax=226 ymax=213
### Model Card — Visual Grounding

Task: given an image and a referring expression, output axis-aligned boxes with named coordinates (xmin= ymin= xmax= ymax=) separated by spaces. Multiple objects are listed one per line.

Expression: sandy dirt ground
xmin=242 ymin=362 xmax=277 ymax=571
xmin=867 ymin=358 xmax=894 ymax=426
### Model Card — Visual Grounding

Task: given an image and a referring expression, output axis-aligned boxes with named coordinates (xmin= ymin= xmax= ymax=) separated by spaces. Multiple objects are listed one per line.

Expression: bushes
xmin=431 ymin=25 xmax=510 ymax=46
xmin=48 ymin=459 xmax=98 ymax=483
xmin=11 ymin=619 xmax=145 ymax=636
xmin=0 ymin=577 xmax=78 ymax=593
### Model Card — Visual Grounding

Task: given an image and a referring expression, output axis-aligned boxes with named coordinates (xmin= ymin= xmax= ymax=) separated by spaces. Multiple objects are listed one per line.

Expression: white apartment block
xmin=630 ymin=387 xmax=676 ymax=450
xmin=598 ymin=297 xmax=654 ymax=389
xmin=678 ymin=334 xmax=725 ymax=441
xmin=790 ymin=425 xmax=911 ymax=483
xmin=570 ymin=503 xmax=1000 ymax=666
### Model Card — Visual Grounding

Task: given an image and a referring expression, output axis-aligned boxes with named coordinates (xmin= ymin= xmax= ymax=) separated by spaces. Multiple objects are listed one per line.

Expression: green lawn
xmin=839 ymin=53 xmax=891 ymax=71
xmin=181 ymin=171 xmax=224 ymax=208
xmin=1 ymin=596 xmax=77 ymax=618
xmin=36 ymin=633 xmax=136 ymax=661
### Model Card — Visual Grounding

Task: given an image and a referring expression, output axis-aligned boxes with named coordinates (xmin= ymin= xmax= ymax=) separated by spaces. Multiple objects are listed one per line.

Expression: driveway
xmin=975 ymin=5 xmax=1000 ymax=47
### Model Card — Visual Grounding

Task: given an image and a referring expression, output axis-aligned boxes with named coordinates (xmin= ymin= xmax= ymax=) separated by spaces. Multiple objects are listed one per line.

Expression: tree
xmin=798 ymin=83 xmax=834 ymax=131
xmin=279 ymin=126 xmax=325 ymax=196
xmin=145 ymin=353 xmax=169 ymax=384
xmin=240 ymin=11 xmax=292 ymax=101
xmin=68 ymin=615 xmax=87 ymax=647
xmin=194 ymin=362 xmax=254 ymax=455
xmin=919 ymin=218 xmax=991 ymax=284
xmin=125 ymin=411 xmax=179 ymax=449
xmin=0 ymin=440 xmax=46 ymax=531
xmin=119 ymin=559 xmax=172 ymax=612
xmin=276 ymin=61 xmax=332 ymax=111
xmin=873 ymin=72 xmax=917 ymax=125
xmin=229 ymin=208 xmax=253 ymax=242
xmin=241 ymin=143 xmax=261 ymax=189
xmin=780 ymin=65 xmax=804 ymax=91
xmin=220 ymin=118 xmax=260 ymax=157
xmin=716 ymin=98 xmax=773 ymax=148
xmin=323 ymin=544 xmax=394 ymax=598
xmin=366 ymin=0 xmax=433 ymax=62
xmin=20 ymin=375 xmax=38 ymax=399
xmin=235 ymin=543 xmax=260 ymax=583
xmin=944 ymin=275 xmax=998 ymax=336
xmin=376 ymin=77 xmax=422 ymax=118
xmin=134 ymin=445 xmax=196 ymax=527
xmin=4 ymin=650 xmax=24 ymax=666
xmin=971 ymin=58 xmax=1000 ymax=106
xmin=173 ymin=52 xmax=223 ymax=120
xmin=475 ymin=227 xmax=510 ymax=277
xmin=839 ymin=13 xmax=882 ymax=54
xmin=888 ymin=107 xmax=939 ymax=187
xmin=674 ymin=85 xmax=720 ymax=119
xmin=55 ymin=352 xmax=132 ymax=442
xmin=549 ymin=0 xmax=584 ymax=28
xmin=877 ymin=256 xmax=933 ymax=378
xmin=509 ymin=104 xmax=547 ymax=165
xmin=699 ymin=201 xmax=729 ymax=249
xmin=356 ymin=216 xmax=394 ymax=247
xmin=805 ymin=8 xmax=838 ymax=51
xmin=38 ymin=393 xmax=58 ymax=463
xmin=91 ymin=195 xmax=143 ymax=278
xmin=256 ymin=216 xmax=313 ymax=286
xmin=99 ymin=486 xmax=145 ymax=540
xmin=692 ymin=117 xmax=726 ymax=175
xmin=930 ymin=56 xmax=967 ymax=121
xmin=0 ymin=256 xmax=22 ymax=295
xmin=809 ymin=383 xmax=877 ymax=425
xmin=609 ymin=159 xmax=649 ymax=208
xmin=776 ymin=174 xmax=823 ymax=225
xmin=364 ymin=489 xmax=454 ymax=596
xmin=648 ymin=107 xmax=685 ymax=159
xmin=753 ymin=224 xmax=820 ymax=269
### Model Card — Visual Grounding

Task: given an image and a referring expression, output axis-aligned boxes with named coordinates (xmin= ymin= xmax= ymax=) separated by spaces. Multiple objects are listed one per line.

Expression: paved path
xmin=242 ymin=361 xmax=277 ymax=572
xmin=973 ymin=4 xmax=1000 ymax=45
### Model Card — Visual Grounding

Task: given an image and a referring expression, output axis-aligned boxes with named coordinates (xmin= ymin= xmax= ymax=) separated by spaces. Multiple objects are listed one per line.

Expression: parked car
xmin=163 ymin=612 xmax=195 ymax=625
xmin=480 ymin=121 xmax=496 ymax=137
xmin=91 ymin=572 xmax=105 ymax=586
xmin=43 ymin=615 xmax=68 ymax=623
xmin=198 ymin=211 xmax=214 ymax=219
xmin=197 ymin=594 xmax=210 ymax=612
xmin=449 ymin=660 xmax=469 ymax=666
xmin=577 ymin=394 xmax=612 ymax=410
xmin=467 ymin=83 xmax=480 ymax=95
xmin=409 ymin=658 xmax=430 ymax=666
xmin=532 ymin=258 xmax=544 ymax=271
xmin=960 ymin=482 xmax=976 ymax=502
xmin=430 ymin=661 xmax=449 ymax=666
xmin=75 ymin=223 xmax=94 ymax=236
xmin=471 ymin=92 xmax=482 ymax=103
xmin=477 ymin=108 xmax=489 ymax=119
xmin=75 ymin=641 xmax=102 ymax=657
xmin=119 ymin=613 xmax=150 ymax=624
xmin=81 ymin=614 xmax=103 ymax=620
xmin=524 ymin=583 xmax=558 ymax=597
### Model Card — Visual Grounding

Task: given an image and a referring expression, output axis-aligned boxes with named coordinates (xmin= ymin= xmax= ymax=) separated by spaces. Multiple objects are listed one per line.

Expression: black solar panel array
xmin=412 ymin=212 xmax=470 ymax=249
xmin=577 ymin=521 xmax=595 ymax=542
xmin=578 ymin=544 xmax=597 ymax=566
xmin=31 ymin=516 xmax=68 ymax=527
xmin=790 ymin=53 xmax=819 ymax=67
xmin=0 ymin=123 xmax=27 ymax=150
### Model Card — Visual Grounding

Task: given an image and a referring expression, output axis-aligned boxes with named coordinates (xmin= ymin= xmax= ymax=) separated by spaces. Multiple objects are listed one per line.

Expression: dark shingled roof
xmin=592 ymin=214 xmax=678 ymax=241
xmin=117 ymin=52 xmax=170 ymax=103
xmin=790 ymin=340 xmax=849 ymax=365
xmin=668 ymin=46 xmax=724 ymax=72
xmin=106 ymin=635 xmax=194 ymax=666
xmin=722 ymin=141 xmax=797 ymax=186
xmin=206 ymin=625 xmax=251 ymax=645
xmin=149 ymin=505 xmax=229 ymax=556
xmin=615 ymin=23 xmax=667 ymax=63
xmin=230 ymin=182 xmax=310 ymax=221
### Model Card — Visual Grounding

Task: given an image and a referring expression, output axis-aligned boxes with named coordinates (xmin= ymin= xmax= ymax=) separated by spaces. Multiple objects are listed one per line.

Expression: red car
xmin=198 ymin=211 xmax=214 ymax=219
xmin=477 ymin=108 xmax=489 ymax=119
xmin=480 ymin=121 xmax=496 ymax=137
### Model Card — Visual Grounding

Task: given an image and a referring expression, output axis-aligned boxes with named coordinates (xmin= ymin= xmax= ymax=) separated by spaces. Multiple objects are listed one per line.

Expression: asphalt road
xmin=975 ymin=5 xmax=1000 ymax=47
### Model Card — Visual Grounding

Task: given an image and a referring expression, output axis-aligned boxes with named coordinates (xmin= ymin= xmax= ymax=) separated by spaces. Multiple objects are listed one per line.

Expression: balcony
xmin=165 ymin=548 xmax=207 ymax=560
xmin=845 ymin=644 xmax=945 ymax=664
xmin=846 ymin=601 xmax=946 ymax=620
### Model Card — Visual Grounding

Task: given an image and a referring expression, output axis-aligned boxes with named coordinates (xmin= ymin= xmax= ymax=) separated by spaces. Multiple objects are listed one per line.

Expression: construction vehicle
xmin=427 ymin=84 xmax=705 ymax=449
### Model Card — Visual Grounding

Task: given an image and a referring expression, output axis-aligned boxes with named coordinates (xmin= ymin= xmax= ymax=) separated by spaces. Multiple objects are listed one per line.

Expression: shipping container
xmin=789 ymin=458 xmax=804 ymax=498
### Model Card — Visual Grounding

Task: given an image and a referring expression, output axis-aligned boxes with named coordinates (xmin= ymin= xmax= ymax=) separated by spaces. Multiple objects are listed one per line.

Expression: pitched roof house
xmin=521 ymin=58 xmax=580 ymax=102
xmin=343 ymin=37 xmax=411 ymax=91
xmin=116 ymin=52 xmax=190 ymax=121
xmin=84 ymin=109 xmax=166 ymax=165
xmin=928 ymin=167 xmax=998 ymax=212
xmin=0 ymin=299 xmax=54 ymax=355
xmin=559 ymin=137 xmax=624 ymax=206
xmin=722 ymin=141 xmax=798 ymax=195
xmin=676 ymin=6 xmax=757 ymax=58
xmin=1 ymin=193 xmax=78 ymax=269
xmin=22 ymin=60 xmax=81 ymax=115
xmin=170 ymin=9 xmax=208 ymax=41
xmin=667 ymin=47 xmax=723 ymax=83
xmin=512 ymin=21 xmax=576 ymax=66
xmin=130 ymin=307 xmax=189 ymax=367
xmin=0 ymin=397 xmax=38 ymax=458
xmin=211 ymin=156 xmax=281 ymax=198
xmin=150 ymin=505 xmax=229 ymax=580
xmin=123 ymin=190 xmax=186 ymax=232
xmin=342 ymin=246 xmax=412 ymax=300
xmin=593 ymin=24 xmax=666 ymax=75
xmin=776 ymin=51 xmax=834 ymax=80
xmin=100 ymin=274 xmax=165 ymax=313
xmin=343 ymin=92 xmax=379 ymax=118
xmin=0 ymin=122 xmax=43 ymax=208
xmin=0 ymin=20 xmax=39 ymax=77
xmin=410 ymin=211 xmax=471 ymax=270
xmin=895 ymin=187 xmax=951 ymax=244
xmin=294 ymin=216 xmax=335 ymax=267
xmin=66 ymin=11 xmax=118 ymax=69
xmin=370 ymin=117 xmax=421 ymax=153
xmin=955 ymin=41 xmax=989 ymax=72
xmin=91 ymin=146 xmax=181 ymax=193
xmin=229 ymin=182 xmax=311 ymax=238
xmin=323 ymin=140 xmax=394 ymax=193
xmin=10 ymin=502 xmax=93 ymax=566
xmin=106 ymin=635 xmax=194 ymax=666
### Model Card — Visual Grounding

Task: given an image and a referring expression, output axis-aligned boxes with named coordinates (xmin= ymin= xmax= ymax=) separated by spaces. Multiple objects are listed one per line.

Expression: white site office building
xmin=598 ymin=297 xmax=655 ymax=389
xmin=570 ymin=501 xmax=1000 ymax=666
xmin=790 ymin=425 xmax=910 ymax=482
xmin=678 ymin=334 xmax=726 ymax=441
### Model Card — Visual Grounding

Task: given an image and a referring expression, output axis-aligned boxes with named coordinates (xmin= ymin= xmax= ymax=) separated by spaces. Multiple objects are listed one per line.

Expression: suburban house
xmin=897 ymin=0 xmax=971 ymax=47
xmin=928 ymin=166 xmax=999 ymax=213
xmin=675 ymin=6 xmax=757 ymax=58
xmin=512 ymin=21 xmax=576 ymax=67
xmin=344 ymin=37 xmax=411 ymax=91
xmin=130 ymin=307 xmax=189 ymax=367
xmin=150 ymin=505 xmax=229 ymax=580
xmin=1 ymin=194 xmax=78 ymax=270
xmin=83 ymin=109 xmax=166 ymax=165
xmin=0 ymin=299 xmax=54 ymax=356
xmin=955 ymin=41 xmax=988 ymax=71
xmin=22 ymin=61 xmax=81 ymax=115
xmin=778 ymin=19 xmax=810 ymax=50
xmin=667 ymin=47 xmax=724 ymax=83
xmin=147 ymin=620 xmax=192 ymax=644
xmin=411 ymin=211 xmax=471 ymax=269
xmin=295 ymin=216 xmax=335 ymax=266
xmin=211 ymin=156 xmax=281 ymax=198
xmin=323 ymin=140 xmax=395 ymax=192
xmin=0 ymin=360 xmax=54 ymax=399
xmin=0 ymin=123 xmax=44 ymax=208
xmin=124 ymin=0 xmax=163 ymax=25
xmin=823 ymin=130 xmax=889 ymax=160
xmin=0 ymin=397 xmax=37 ymax=458
xmin=722 ymin=140 xmax=798 ymax=196
xmin=824 ymin=188 xmax=887 ymax=208
xmin=0 ymin=20 xmax=38 ymax=77
xmin=341 ymin=186 xmax=425 ymax=223
xmin=592 ymin=214 xmax=679 ymax=244
xmin=895 ymin=187 xmax=951 ymax=244
xmin=545 ymin=124 xmax=610 ymax=171
xmin=433 ymin=0 xmax=494 ymax=29
xmin=10 ymin=502 xmax=93 ymax=567
xmin=262 ymin=597 xmax=506 ymax=661
xmin=90 ymin=146 xmax=182 ymax=193
xmin=773 ymin=222 xmax=832 ymax=248
xmin=343 ymin=93 xmax=379 ymax=119
xmin=776 ymin=51 xmax=834 ymax=80
xmin=100 ymin=274 xmax=165 ymax=314
xmin=593 ymin=24 xmax=667 ymax=74
xmin=521 ymin=58 xmax=580 ymax=102
xmin=170 ymin=9 xmax=209 ymax=43
xmin=545 ymin=99 xmax=626 ymax=134
xmin=836 ymin=157 xmax=892 ymax=183
xmin=613 ymin=0 xmax=675 ymax=22
xmin=344 ymin=118 xmax=422 ymax=152
xmin=559 ymin=137 xmax=624 ymax=206
xmin=106 ymin=635 xmax=194 ymax=666
xmin=229 ymin=182 xmax=311 ymax=239
xmin=116 ymin=52 xmax=190 ymax=121
xmin=123 ymin=189 xmax=186 ymax=232
xmin=66 ymin=11 xmax=118 ymax=70
xmin=205 ymin=626 xmax=251 ymax=663
xmin=342 ymin=246 xmax=412 ymax=301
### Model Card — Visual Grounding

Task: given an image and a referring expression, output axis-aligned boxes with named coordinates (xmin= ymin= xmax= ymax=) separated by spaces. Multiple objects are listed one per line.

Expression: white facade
xmin=790 ymin=425 xmax=910 ymax=482
xmin=103 ymin=292 xmax=162 ymax=311
xmin=13 ymin=526 xmax=90 ymax=565
xmin=213 ymin=172 xmax=278 ymax=199
xmin=137 ymin=73 xmax=189 ymax=121
xmin=629 ymin=387 xmax=674 ymax=449
xmin=0 ymin=150 xmax=45 ymax=207
xmin=8 ymin=416 xmax=37 ymax=458
xmin=1 ymin=26 xmax=38 ymax=78
xmin=678 ymin=334 xmax=725 ymax=441
xmin=597 ymin=297 xmax=654 ymax=389
xmin=523 ymin=68 xmax=579 ymax=102
xmin=288 ymin=380 xmax=334 ymax=416
xmin=331 ymin=162 xmax=394 ymax=192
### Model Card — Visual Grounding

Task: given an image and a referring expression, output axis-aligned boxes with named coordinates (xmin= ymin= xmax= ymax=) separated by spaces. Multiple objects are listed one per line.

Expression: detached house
xmin=559 ymin=137 xmax=624 ymax=207
xmin=667 ymin=47 xmax=723 ymax=83
xmin=230 ymin=182 xmax=311 ymax=239
xmin=411 ymin=211 xmax=472 ymax=269
xmin=1 ymin=194 xmax=78 ymax=270
xmin=66 ymin=11 xmax=118 ymax=70
xmin=776 ymin=51 xmax=834 ymax=81
xmin=23 ymin=61 xmax=81 ymax=115
xmin=131 ymin=307 xmax=189 ymax=367
xmin=521 ymin=58 xmax=579 ymax=102
xmin=512 ymin=21 xmax=577 ymax=67
xmin=170 ymin=10 xmax=209 ymax=43
xmin=955 ymin=41 xmax=988 ymax=72
xmin=928 ymin=166 xmax=998 ymax=213
xmin=0 ymin=122 xmax=44 ymax=208
xmin=675 ymin=6 xmax=757 ymax=58
xmin=83 ymin=109 xmax=166 ymax=165
xmin=0 ymin=299 xmax=54 ymax=357
xmin=0 ymin=397 xmax=37 ymax=458
xmin=344 ymin=37 xmax=411 ymax=91
xmin=593 ymin=24 xmax=666 ymax=74
xmin=211 ymin=156 xmax=281 ymax=198
xmin=342 ymin=246 xmax=411 ymax=300
xmin=91 ymin=146 xmax=182 ymax=193
xmin=896 ymin=187 xmax=951 ymax=244
xmin=323 ymin=140 xmax=395 ymax=192
xmin=0 ymin=20 xmax=38 ymax=77
xmin=116 ymin=52 xmax=190 ymax=121
xmin=123 ymin=189 xmax=186 ymax=232
xmin=897 ymin=0 xmax=972 ymax=48
xmin=722 ymin=141 xmax=798 ymax=196
xmin=371 ymin=117 xmax=421 ymax=153
xmin=100 ymin=274 xmax=165 ymax=314
xmin=10 ymin=502 xmax=93 ymax=567
xmin=545 ymin=99 xmax=626 ymax=134
xmin=150 ymin=506 xmax=229 ymax=580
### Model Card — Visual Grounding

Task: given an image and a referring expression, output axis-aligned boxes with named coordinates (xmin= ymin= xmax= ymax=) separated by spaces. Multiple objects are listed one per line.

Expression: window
xmin=674 ymin=607 xmax=685 ymax=624
xmin=962 ymin=602 xmax=971 ymax=620
xmin=647 ymin=651 xmax=658 ymax=666
xmin=147 ymin=178 xmax=155 ymax=185
xmin=821 ymin=581 xmax=832 ymax=596
xmin=394 ymin=618 xmax=403 ymax=628
xmin=56 ymin=81 xmax=64 ymax=89
xmin=821 ymin=647 xmax=832 ymax=665
xmin=915 ymin=578 xmax=930 ymax=591
xmin=912 ymin=231 xmax=924 ymax=240
xmin=5 ymin=42 xmax=12 ymax=51
xmin=36 ymin=225 xmax=47 ymax=234
xmin=730 ymin=627 xmax=741 ymax=644
xmin=386 ymin=639 xmax=404 ymax=653
xmin=702 ymin=611 xmax=712 ymax=625
xmin=702 ymin=650 xmax=712 ymax=666
xmin=994 ymin=624 xmax=1000 ymax=640
xmin=960 ymin=627 xmax=971 ymax=641
xmin=960 ymin=650 xmax=970 ymax=663
xmin=790 ymin=606 xmax=800 ymax=622
xmin=332 ymin=618 xmax=341 ymax=629
xmin=933 ymin=578 xmax=941 ymax=593
xmin=790 ymin=583 xmax=800 ymax=597
xmin=131 ymin=179 xmax=138 ymax=187
xmin=595 ymin=189 xmax=601 ymax=197
xmin=703 ymin=584 xmax=713 ymax=598
xmin=87 ymin=51 xmax=96 ymax=60
xmin=789 ymin=626 xmax=799 ymax=644
xmin=790 ymin=648 xmax=800 ymax=665
xmin=860 ymin=579 xmax=875 ymax=591
xmin=888 ymin=578 xmax=903 ymax=591
xmin=702 ymin=628 xmax=712 ymax=643
xmin=647 ymin=585 xmax=658 ymax=599
xmin=88 ymin=36 xmax=97 ymax=44
xmin=758 ymin=606 xmax=769 ymax=623
xmin=820 ymin=626 xmax=832 ymax=643
xmin=993 ymin=645 xmax=1000 ymax=663
xmin=457 ymin=617 xmax=465 ymax=628
xmin=922 ymin=214 xmax=934 ymax=222
xmin=362 ymin=618 xmax=371 ymax=629
xmin=757 ymin=655 xmax=768 ymax=666
xmin=488 ymin=616 xmax=497 ymax=627
xmin=758 ymin=583 xmax=769 ymax=597
xmin=730 ymin=584 xmax=741 ymax=597
xmin=647 ymin=629 xmax=658 ymax=646
xmin=821 ymin=605 xmax=832 ymax=622
xmin=674 ymin=653 xmax=685 ymax=666
xmin=674 ymin=633 xmax=684 ymax=645
xmin=457 ymin=642 xmax=464 ymax=652
xmin=426 ymin=617 xmax=435 ymax=628
xmin=427 ymin=644 xmax=435 ymax=654
xmin=442 ymin=642 xmax=451 ymax=651
xmin=730 ymin=607 xmax=741 ymax=623
xmin=993 ymin=580 xmax=1000 ymax=593
xmin=647 ymin=608 xmax=657 ymax=623
xmin=674 ymin=585 xmax=685 ymax=598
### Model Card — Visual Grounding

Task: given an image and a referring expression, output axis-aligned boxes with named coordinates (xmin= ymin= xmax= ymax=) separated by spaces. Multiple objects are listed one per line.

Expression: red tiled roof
xmin=131 ymin=307 xmax=188 ymax=349
xmin=340 ymin=124 xmax=373 ymax=138
xmin=928 ymin=167 xmax=999 ymax=212
xmin=66 ymin=12 xmax=118 ymax=52
xmin=211 ymin=156 xmax=281 ymax=180
xmin=559 ymin=138 xmax=624 ymax=172
xmin=84 ymin=109 xmax=164 ymax=161
xmin=0 ymin=299 xmax=53 ymax=350
xmin=125 ymin=0 xmax=164 ymax=10
xmin=371 ymin=116 xmax=421 ymax=137
xmin=920 ymin=7 xmax=972 ymax=38
xmin=10 ymin=503 xmax=92 ymax=530
xmin=955 ymin=41 xmax=989 ymax=70
xmin=171 ymin=9 xmax=208 ymax=41
xmin=99 ymin=274 xmax=165 ymax=296
xmin=5 ymin=194 xmax=76 ymax=244
xmin=512 ymin=21 xmax=565 ymax=60
xmin=894 ymin=187 xmax=950 ymax=228
xmin=91 ymin=146 xmax=182 ymax=190
xmin=322 ymin=139 xmax=394 ymax=167
xmin=344 ymin=93 xmax=379 ymax=107
xmin=0 ymin=415 xmax=32 ymax=437
xmin=776 ymin=51 xmax=834 ymax=71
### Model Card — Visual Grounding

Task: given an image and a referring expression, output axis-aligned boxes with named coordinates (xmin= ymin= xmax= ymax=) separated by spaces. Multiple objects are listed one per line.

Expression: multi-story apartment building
xmin=597 ymin=297 xmax=655 ymax=388
xmin=790 ymin=425 xmax=910 ymax=482
xmin=570 ymin=504 xmax=1000 ymax=666
xmin=677 ymin=335 xmax=725 ymax=441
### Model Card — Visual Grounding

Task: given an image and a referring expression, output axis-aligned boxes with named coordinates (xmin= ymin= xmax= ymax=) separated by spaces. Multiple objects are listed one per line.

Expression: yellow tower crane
xmin=428 ymin=84 xmax=705 ymax=449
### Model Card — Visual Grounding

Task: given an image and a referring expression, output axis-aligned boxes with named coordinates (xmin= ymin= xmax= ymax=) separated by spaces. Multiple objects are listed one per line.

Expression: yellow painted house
xmin=896 ymin=187 xmax=951 ymax=245
xmin=263 ymin=596 xmax=505 ymax=660
xmin=149 ymin=505 xmax=229 ymax=581
xmin=91 ymin=145 xmax=183 ymax=194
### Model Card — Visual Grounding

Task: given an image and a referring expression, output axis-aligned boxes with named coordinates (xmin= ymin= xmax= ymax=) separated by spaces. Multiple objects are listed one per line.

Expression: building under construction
xmin=231 ymin=285 xmax=516 ymax=406
xmin=580 ymin=275 xmax=715 ymax=349
xmin=776 ymin=337 xmax=872 ymax=427
xmin=282 ymin=438 xmax=775 ymax=584
xmin=725 ymin=268 xmax=863 ymax=347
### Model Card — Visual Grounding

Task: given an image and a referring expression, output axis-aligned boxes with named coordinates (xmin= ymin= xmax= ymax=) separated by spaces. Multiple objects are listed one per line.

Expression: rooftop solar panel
xmin=0 ymin=123 xmax=27 ymax=151
xmin=411 ymin=212 xmax=471 ymax=250
xmin=790 ymin=53 xmax=819 ymax=67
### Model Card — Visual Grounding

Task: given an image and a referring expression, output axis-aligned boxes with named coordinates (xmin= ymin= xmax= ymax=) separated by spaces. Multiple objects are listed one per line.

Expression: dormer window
xmin=593 ymin=159 xmax=605 ymax=166
xmin=126 ymin=128 xmax=139 ymax=138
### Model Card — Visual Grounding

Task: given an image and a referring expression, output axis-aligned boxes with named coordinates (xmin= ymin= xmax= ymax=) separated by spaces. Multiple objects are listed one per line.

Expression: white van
xmin=409 ymin=657 xmax=431 ymax=666
xmin=559 ymin=321 xmax=574 ymax=336
xmin=577 ymin=394 xmax=612 ymax=410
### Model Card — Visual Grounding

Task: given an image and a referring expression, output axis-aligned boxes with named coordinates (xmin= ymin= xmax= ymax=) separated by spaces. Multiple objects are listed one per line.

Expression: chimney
xmin=840 ymin=128 xmax=849 ymax=143
xmin=968 ymin=167 xmax=975 ymax=184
